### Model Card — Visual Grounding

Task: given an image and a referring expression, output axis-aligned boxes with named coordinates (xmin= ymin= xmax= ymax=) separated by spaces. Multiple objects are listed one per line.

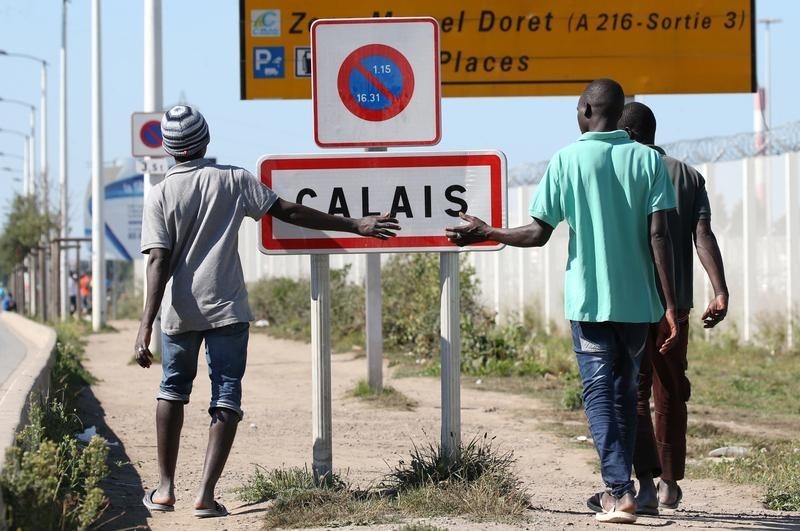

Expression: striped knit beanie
xmin=161 ymin=105 xmax=210 ymax=157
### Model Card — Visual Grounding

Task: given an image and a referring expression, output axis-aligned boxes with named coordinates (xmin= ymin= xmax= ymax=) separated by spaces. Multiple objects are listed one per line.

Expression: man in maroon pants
xmin=619 ymin=102 xmax=729 ymax=514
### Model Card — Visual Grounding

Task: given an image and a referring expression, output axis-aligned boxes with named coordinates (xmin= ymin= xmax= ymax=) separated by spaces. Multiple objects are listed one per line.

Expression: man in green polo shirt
xmin=446 ymin=78 xmax=679 ymax=524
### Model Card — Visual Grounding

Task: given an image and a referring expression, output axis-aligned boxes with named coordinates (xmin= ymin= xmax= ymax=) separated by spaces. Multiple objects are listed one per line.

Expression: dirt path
xmin=82 ymin=320 xmax=798 ymax=530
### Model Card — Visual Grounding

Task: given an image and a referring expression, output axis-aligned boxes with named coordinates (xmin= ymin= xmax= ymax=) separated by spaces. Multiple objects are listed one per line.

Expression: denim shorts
xmin=158 ymin=321 xmax=249 ymax=419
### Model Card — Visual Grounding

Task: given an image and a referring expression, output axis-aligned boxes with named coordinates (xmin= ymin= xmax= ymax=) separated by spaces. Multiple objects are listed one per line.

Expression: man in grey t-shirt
xmin=619 ymin=102 xmax=728 ymax=513
xmin=134 ymin=105 xmax=399 ymax=517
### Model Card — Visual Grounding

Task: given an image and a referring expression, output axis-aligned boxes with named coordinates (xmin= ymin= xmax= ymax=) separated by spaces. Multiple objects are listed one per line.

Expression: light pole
xmin=0 ymin=167 xmax=23 ymax=184
xmin=0 ymin=97 xmax=36 ymax=199
xmin=757 ymin=18 xmax=782 ymax=131
xmin=0 ymin=128 xmax=32 ymax=196
xmin=0 ymin=152 xmax=24 ymax=162
xmin=91 ymin=0 xmax=106 ymax=331
xmin=0 ymin=51 xmax=48 ymax=225
xmin=59 ymin=0 xmax=70 ymax=319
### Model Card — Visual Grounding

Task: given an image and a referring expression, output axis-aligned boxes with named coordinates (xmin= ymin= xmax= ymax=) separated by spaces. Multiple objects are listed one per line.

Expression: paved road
xmin=0 ymin=316 xmax=26 ymax=387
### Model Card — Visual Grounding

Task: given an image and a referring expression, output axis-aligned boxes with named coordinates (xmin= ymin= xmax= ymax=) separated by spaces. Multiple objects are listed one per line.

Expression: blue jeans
xmin=571 ymin=321 xmax=648 ymax=497
xmin=158 ymin=322 xmax=250 ymax=419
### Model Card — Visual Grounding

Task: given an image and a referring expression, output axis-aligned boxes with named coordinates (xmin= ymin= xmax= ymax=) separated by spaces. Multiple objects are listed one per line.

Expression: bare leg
xmin=194 ymin=408 xmax=240 ymax=509
xmin=659 ymin=478 xmax=681 ymax=505
xmin=636 ymin=473 xmax=658 ymax=507
xmin=153 ymin=399 xmax=184 ymax=506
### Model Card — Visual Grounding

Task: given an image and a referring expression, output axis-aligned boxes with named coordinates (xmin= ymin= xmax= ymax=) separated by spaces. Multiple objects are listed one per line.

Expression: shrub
xmin=384 ymin=433 xmax=520 ymax=496
xmin=1 ymin=319 xmax=109 ymax=530
xmin=249 ymin=266 xmax=364 ymax=351
xmin=248 ymin=255 xmax=577 ymax=379
xmin=238 ymin=433 xmax=529 ymax=528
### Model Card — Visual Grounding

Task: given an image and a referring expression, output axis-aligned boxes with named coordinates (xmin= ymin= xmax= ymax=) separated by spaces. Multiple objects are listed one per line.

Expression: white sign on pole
xmin=258 ymin=151 xmax=507 ymax=254
xmin=135 ymin=158 xmax=169 ymax=174
xmin=311 ymin=17 xmax=441 ymax=148
xmin=131 ymin=111 xmax=165 ymax=157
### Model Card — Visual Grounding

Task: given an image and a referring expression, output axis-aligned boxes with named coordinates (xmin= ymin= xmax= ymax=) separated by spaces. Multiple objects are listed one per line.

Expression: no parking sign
xmin=312 ymin=18 xmax=441 ymax=148
xmin=131 ymin=112 xmax=166 ymax=158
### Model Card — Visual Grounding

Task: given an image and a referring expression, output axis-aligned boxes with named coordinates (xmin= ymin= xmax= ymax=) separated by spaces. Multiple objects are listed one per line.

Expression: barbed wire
xmin=509 ymin=120 xmax=800 ymax=186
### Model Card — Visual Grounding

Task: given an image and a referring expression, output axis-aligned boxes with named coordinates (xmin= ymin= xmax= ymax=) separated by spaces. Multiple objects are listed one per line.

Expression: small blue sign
xmin=349 ymin=56 xmax=402 ymax=112
xmin=254 ymin=47 xmax=284 ymax=79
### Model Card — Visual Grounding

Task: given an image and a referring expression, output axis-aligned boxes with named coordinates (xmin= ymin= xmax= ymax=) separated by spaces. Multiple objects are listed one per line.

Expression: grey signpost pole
xmin=365 ymin=146 xmax=386 ymax=391
xmin=310 ymin=253 xmax=333 ymax=483
xmin=439 ymin=251 xmax=461 ymax=457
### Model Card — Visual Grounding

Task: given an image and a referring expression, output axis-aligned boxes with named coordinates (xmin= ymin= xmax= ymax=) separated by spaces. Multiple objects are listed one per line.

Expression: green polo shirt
xmin=530 ymin=130 xmax=676 ymax=323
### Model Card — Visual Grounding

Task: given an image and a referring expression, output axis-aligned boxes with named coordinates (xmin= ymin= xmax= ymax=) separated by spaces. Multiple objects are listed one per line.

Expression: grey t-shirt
xmin=653 ymin=146 xmax=712 ymax=310
xmin=140 ymin=159 xmax=278 ymax=334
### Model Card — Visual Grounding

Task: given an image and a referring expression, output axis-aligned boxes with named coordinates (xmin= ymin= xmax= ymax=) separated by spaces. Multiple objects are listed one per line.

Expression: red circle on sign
xmin=140 ymin=120 xmax=163 ymax=148
xmin=337 ymin=44 xmax=415 ymax=122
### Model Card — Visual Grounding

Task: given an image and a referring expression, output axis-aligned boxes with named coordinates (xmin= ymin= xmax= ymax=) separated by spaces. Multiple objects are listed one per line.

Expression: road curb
xmin=0 ymin=313 xmax=57 ymax=531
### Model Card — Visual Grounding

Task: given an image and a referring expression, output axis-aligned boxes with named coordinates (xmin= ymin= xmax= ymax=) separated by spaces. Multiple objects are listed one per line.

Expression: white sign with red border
xmin=131 ymin=112 xmax=166 ymax=158
xmin=311 ymin=17 xmax=441 ymax=148
xmin=258 ymin=151 xmax=506 ymax=255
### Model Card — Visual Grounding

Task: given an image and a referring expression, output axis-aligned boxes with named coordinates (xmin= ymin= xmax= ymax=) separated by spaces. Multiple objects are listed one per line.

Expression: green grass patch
xmin=1 ymin=319 xmax=109 ymax=530
xmin=691 ymin=438 xmax=800 ymax=511
xmin=398 ymin=524 xmax=448 ymax=531
xmin=687 ymin=323 xmax=800 ymax=417
xmin=239 ymin=434 xmax=529 ymax=528
xmin=351 ymin=379 xmax=418 ymax=411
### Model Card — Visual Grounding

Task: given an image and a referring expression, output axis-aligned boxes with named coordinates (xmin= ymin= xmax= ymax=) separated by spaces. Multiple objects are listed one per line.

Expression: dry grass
xmin=351 ymin=379 xmax=419 ymax=411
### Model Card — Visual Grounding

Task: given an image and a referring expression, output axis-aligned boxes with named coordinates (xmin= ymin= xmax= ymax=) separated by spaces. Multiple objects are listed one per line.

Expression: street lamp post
xmin=0 ymin=97 xmax=36 ymax=199
xmin=0 ymin=128 xmax=32 ymax=196
xmin=757 ymin=18 xmax=782 ymax=131
xmin=0 ymin=51 xmax=48 ymax=224
xmin=60 ymin=0 xmax=70 ymax=319
xmin=0 ymin=166 xmax=23 ymax=184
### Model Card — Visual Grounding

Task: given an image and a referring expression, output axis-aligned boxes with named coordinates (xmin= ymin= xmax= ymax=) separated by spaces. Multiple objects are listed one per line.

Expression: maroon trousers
xmin=634 ymin=310 xmax=691 ymax=481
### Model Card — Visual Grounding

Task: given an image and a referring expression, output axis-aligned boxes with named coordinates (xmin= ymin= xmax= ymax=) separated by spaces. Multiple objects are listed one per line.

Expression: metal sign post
xmin=310 ymin=254 xmax=333 ymax=483
xmin=365 ymin=146 xmax=387 ymax=392
xmin=440 ymin=251 xmax=461 ymax=456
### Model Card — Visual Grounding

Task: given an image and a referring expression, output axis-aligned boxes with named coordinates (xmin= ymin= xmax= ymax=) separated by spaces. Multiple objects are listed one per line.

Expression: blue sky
xmin=0 ymin=0 xmax=797 ymax=233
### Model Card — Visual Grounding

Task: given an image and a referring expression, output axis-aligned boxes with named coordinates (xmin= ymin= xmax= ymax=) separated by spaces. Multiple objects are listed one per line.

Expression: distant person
xmin=619 ymin=102 xmax=729 ymax=514
xmin=445 ymin=79 xmax=679 ymax=524
xmin=2 ymin=291 xmax=17 ymax=312
xmin=79 ymin=272 xmax=92 ymax=311
xmin=69 ymin=272 xmax=79 ymax=314
xmin=134 ymin=105 xmax=399 ymax=518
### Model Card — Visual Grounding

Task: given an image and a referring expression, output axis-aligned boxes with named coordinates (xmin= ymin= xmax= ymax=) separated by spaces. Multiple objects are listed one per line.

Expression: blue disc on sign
xmin=337 ymin=44 xmax=415 ymax=122
xmin=348 ymin=56 xmax=401 ymax=111
xmin=140 ymin=120 xmax=163 ymax=149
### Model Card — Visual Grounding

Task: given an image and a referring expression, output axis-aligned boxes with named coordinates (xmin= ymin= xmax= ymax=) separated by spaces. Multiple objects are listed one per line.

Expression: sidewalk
xmin=83 ymin=320 xmax=795 ymax=530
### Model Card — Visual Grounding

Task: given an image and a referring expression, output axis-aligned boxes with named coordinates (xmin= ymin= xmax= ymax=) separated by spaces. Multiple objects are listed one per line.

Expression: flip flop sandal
xmin=659 ymin=484 xmax=683 ymax=509
xmin=596 ymin=509 xmax=637 ymax=524
xmin=142 ymin=489 xmax=174 ymax=512
xmin=194 ymin=501 xmax=229 ymax=518
xmin=586 ymin=492 xmax=604 ymax=513
xmin=636 ymin=500 xmax=660 ymax=516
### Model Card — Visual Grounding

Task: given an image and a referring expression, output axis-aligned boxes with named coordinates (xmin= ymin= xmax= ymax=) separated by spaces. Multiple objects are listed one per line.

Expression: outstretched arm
xmin=268 ymin=198 xmax=399 ymax=239
xmin=446 ymin=212 xmax=553 ymax=247
xmin=649 ymin=210 xmax=679 ymax=353
xmin=693 ymin=218 xmax=729 ymax=328
xmin=134 ymin=247 xmax=171 ymax=368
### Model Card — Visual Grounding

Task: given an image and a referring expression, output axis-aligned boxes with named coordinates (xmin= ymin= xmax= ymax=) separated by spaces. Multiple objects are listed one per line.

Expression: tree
xmin=0 ymin=195 xmax=51 ymax=280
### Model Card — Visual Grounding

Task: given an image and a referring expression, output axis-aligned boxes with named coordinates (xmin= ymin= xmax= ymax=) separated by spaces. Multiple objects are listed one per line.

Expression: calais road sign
xmin=131 ymin=112 xmax=166 ymax=158
xmin=258 ymin=151 xmax=506 ymax=254
xmin=239 ymin=0 xmax=755 ymax=99
xmin=312 ymin=18 xmax=440 ymax=147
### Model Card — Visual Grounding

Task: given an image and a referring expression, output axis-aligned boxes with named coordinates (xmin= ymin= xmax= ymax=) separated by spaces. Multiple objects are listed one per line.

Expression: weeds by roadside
xmin=237 ymin=434 xmax=529 ymax=528
xmin=350 ymin=379 xmax=418 ymax=411
xmin=690 ymin=435 xmax=800 ymax=511
xmin=1 ymin=319 xmax=109 ymax=530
